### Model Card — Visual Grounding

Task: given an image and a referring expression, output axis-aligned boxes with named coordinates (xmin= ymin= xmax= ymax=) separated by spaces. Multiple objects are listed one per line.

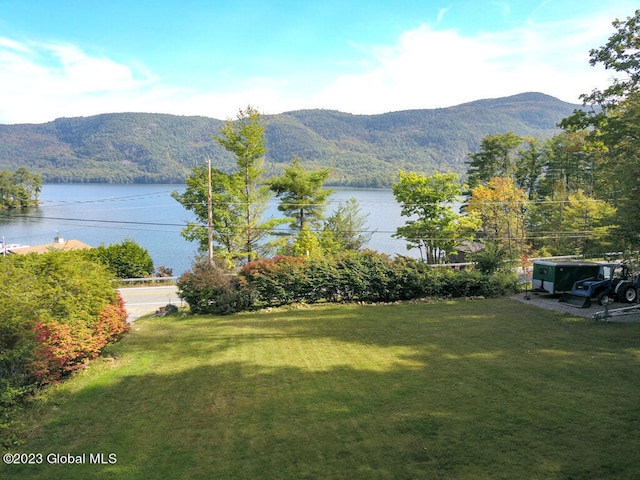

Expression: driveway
xmin=118 ymin=285 xmax=181 ymax=322
xmin=511 ymin=291 xmax=640 ymax=322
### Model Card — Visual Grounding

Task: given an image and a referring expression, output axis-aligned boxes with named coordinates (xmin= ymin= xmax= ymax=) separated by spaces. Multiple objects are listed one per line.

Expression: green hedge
xmin=177 ymin=251 xmax=520 ymax=313
xmin=87 ymin=238 xmax=154 ymax=278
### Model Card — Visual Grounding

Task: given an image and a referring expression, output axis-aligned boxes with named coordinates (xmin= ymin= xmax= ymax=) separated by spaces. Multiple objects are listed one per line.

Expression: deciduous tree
xmin=599 ymin=93 xmax=640 ymax=246
xmin=172 ymin=165 xmax=245 ymax=265
xmin=579 ymin=9 xmax=640 ymax=114
xmin=558 ymin=10 xmax=640 ymax=249
xmin=466 ymin=176 xmax=528 ymax=257
xmin=393 ymin=171 xmax=480 ymax=264
xmin=562 ymin=189 xmax=616 ymax=255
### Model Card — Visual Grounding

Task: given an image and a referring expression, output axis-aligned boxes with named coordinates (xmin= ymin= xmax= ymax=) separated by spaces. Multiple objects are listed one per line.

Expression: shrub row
xmin=177 ymin=251 xmax=520 ymax=314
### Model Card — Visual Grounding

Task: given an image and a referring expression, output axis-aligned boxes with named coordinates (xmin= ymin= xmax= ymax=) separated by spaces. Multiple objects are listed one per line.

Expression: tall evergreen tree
xmin=323 ymin=198 xmax=373 ymax=252
xmin=600 ymin=93 xmax=640 ymax=246
xmin=466 ymin=132 xmax=523 ymax=190
xmin=216 ymin=106 xmax=277 ymax=263
xmin=268 ymin=155 xmax=333 ymax=231
xmin=0 ymin=167 xmax=41 ymax=209
xmin=514 ymin=138 xmax=545 ymax=200
xmin=173 ymin=106 xmax=285 ymax=267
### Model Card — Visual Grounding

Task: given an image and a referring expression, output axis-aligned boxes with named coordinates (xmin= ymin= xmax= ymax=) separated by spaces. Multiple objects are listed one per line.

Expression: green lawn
xmin=3 ymin=298 xmax=640 ymax=479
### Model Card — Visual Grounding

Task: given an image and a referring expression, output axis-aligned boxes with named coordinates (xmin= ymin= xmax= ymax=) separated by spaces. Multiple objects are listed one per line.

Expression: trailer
xmin=593 ymin=303 xmax=640 ymax=322
xmin=532 ymin=260 xmax=601 ymax=295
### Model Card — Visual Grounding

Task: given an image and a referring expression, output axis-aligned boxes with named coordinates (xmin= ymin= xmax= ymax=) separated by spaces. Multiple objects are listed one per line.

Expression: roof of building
xmin=456 ymin=240 xmax=485 ymax=254
xmin=9 ymin=238 xmax=92 ymax=255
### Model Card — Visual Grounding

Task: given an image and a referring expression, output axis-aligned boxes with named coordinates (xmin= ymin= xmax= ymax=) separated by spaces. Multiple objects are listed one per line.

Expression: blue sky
xmin=0 ymin=0 xmax=636 ymax=124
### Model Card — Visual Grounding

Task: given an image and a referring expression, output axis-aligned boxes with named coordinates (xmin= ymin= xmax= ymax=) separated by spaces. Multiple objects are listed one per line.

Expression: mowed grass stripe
xmin=4 ymin=298 xmax=640 ymax=480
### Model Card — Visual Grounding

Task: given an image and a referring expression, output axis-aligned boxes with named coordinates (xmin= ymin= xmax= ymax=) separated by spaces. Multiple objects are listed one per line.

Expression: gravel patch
xmin=510 ymin=291 xmax=640 ymax=322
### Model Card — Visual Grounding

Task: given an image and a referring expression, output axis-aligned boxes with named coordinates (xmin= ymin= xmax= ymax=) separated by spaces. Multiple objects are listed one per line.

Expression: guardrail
xmin=424 ymin=255 xmax=581 ymax=268
xmin=113 ymin=276 xmax=178 ymax=284
xmin=111 ymin=256 xmax=588 ymax=282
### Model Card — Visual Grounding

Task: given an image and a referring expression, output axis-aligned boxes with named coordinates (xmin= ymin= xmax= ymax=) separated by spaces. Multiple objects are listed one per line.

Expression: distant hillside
xmin=0 ymin=92 xmax=579 ymax=186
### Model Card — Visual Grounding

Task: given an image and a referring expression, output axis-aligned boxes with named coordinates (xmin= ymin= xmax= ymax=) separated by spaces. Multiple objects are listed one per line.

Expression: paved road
xmin=118 ymin=285 xmax=181 ymax=322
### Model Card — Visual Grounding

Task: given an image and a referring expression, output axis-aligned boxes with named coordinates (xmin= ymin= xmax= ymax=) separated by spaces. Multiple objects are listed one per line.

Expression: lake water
xmin=0 ymin=184 xmax=416 ymax=275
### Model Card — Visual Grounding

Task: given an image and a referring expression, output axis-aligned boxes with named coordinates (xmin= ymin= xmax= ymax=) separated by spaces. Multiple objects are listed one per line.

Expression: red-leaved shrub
xmin=30 ymin=295 xmax=129 ymax=383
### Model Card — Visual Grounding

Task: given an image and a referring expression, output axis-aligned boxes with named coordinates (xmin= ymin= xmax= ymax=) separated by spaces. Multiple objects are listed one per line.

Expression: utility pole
xmin=207 ymin=157 xmax=214 ymax=267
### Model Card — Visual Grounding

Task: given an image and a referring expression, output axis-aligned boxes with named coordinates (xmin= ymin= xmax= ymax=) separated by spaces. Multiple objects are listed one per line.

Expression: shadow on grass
xmin=123 ymin=298 xmax=640 ymax=368
xmin=6 ymin=298 xmax=640 ymax=479
xmin=9 ymin=358 xmax=640 ymax=480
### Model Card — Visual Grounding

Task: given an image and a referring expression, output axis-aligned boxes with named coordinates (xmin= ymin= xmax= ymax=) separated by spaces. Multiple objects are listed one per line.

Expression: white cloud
xmin=0 ymin=38 xmax=297 ymax=123
xmin=43 ymin=44 xmax=144 ymax=93
xmin=0 ymin=7 xmax=631 ymax=124
xmin=0 ymin=40 xmax=156 ymax=123
xmin=162 ymin=84 xmax=303 ymax=120
xmin=0 ymin=37 xmax=31 ymax=53
xmin=436 ymin=8 xmax=448 ymax=24
xmin=311 ymin=13 xmax=619 ymax=113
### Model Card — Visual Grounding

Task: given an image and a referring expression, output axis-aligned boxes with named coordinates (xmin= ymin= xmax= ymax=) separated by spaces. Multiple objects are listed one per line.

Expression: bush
xmin=30 ymin=294 xmax=129 ymax=383
xmin=89 ymin=238 xmax=154 ymax=278
xmin=239 ymin=256 xmax=306 ymax=307
xmin=484 ymin=271 xmax=521 ymax=297
xmin=472 ymin=242 xmax=516 ymax=275
xmin=0 ymin=251 xmax=127 ymax=424
xmin=178 ymin=259 xmax=250 ymax=314
xmin=330 ymin=250 xmax=402 ymax=302
xmin=239 ymin=251 xmax=406 ymax=306
xmin=0 ymin=252 xmax=127 ymax=378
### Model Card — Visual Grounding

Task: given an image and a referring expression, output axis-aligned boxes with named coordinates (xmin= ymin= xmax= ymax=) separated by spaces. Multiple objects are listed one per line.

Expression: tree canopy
xmin=393 ymin=171 xmax=480 ymax=264
xmin=173 ymin=107 xmax=287 ymax=267
xmin=268 ymin=155 xmax=333 ymax=231
xmin=461 ymin=10 xmax=639 ymax=257
xmin=559 ymin=9 xmax=640 ymax=250
xmin=1 ymin=93 xmax=577 ymax=186
xmin=0 ymin=167 xmax=41 ymax=209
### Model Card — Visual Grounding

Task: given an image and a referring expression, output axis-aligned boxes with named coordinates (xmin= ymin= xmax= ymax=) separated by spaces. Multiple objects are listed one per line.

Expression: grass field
xmin=3 ymin=298 xmax=640 ymax=479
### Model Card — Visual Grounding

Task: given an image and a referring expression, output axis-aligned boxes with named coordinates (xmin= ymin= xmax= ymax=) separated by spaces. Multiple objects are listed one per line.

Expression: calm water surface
xmin=0 ymin=184 xmax=415 ymax=275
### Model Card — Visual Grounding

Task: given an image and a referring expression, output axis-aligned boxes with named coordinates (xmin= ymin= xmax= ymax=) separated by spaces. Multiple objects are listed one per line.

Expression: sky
xmin=0 ymin=0 xmax=637 ymax=124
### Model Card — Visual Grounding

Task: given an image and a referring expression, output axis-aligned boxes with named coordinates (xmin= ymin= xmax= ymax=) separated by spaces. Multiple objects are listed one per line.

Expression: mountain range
xmin=0 ymin=92 xmax=580 ymax=187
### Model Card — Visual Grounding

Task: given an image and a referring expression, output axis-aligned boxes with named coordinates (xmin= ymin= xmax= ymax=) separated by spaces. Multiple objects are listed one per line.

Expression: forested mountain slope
xmin=0 ymin=92 xmax=579 ymax=186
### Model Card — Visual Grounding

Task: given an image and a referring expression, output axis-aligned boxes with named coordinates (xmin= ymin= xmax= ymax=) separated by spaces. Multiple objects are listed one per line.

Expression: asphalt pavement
xmin=118 ymin=285 xmax=181 ymax=322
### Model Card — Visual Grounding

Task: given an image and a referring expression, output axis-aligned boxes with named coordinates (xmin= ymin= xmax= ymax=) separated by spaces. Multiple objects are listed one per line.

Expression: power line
xmin=27 ymin=216 xmax=185 ymax=228
xmin=4 ymin=211 xmax=611 ymax=238
xmin=4 ymin=187 xmax=619 ymax=245
xmin=36 ymin=188 xmax=620 ymax=211
xmin=41 ymin=190 xmax=178 ymax=207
